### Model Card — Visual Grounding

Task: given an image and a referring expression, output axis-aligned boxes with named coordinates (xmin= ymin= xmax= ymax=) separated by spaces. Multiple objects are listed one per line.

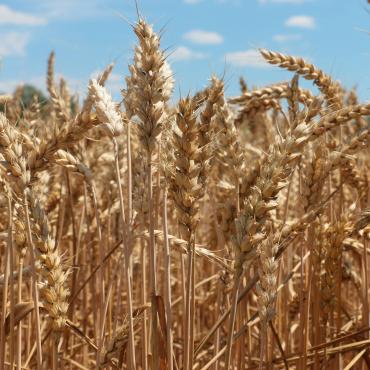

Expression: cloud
xmin=183 ymin=30 xmax=224 ymax=45
xmin=24 ymin=0 xmax=111 ymax=21
xmin=217 ymin=0 xmax=241 ymax=3
xmin=0 ymin=80 xmax=21 ymax=94
xmin=225 ymin=49 xmax=270 ymax=68
xmin=0 ymin=76 xmax=45 ymax=94
xmin=184 ymin=0 xmax=239 ymax=2
xmin=0 ymin=32 xmax=30 ymax=57
xmin=285 ymin=15 xmax=315 ymax=29
xmin=0 ymin=5 xmax=47 ymax=26
xmin=273 ymin=33 xmax=302 ymax=42
xmin=104 ymin=74 xmax=123 ymax=95
xmin=259 ymin=0 xmax=307 ymax=3
xmin=170 ymin=46 xmax=206 ymax=62
xmin=90 ymin=69 xmax=122 ymax=94
xmin=39 ymin=0 xmax=100 ymax=18
xmin=0 ymin=75 xmax=86 ymax=96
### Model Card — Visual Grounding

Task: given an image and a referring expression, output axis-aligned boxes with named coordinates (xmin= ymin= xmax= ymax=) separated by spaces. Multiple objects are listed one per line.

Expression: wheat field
xmin=0 ymin=14 xmax=370 ymax=370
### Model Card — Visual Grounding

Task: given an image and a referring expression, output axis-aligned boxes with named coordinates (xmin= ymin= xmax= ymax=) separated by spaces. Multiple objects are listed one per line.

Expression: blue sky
xmin=0 ymin=0 xmax=370 ymax=101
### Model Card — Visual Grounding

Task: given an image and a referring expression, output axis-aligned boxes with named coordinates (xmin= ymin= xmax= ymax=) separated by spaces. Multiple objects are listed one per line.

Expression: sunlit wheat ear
xmin=260 ymin=48 xmax=343 ymax=110
xmin=89 ymin=79 xmax=123 ymax=138
xmin=229 ymin=82 xmax=289 ymax=105
xmin=122 ymin=18 xmax=174 ymax=154
xmin=82 ymin=63 xmax=115 ymax=119
xmin=230 ymin=82 xmax=315 ymax=122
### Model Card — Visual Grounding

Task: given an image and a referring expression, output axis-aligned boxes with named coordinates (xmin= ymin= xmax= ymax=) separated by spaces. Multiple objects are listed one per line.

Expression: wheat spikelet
xmin=229 ymin=82 xmax=289 ymax=104
xmin=196 ymin=77 xmax=224 ymax=198
xmin=321 ymin=220 xmax=348 ymax=324
xmin=256 ymin=226 xmax=279 ymax=325
xmin=99 ymin=306 xmax=148 ymax=368
xmin=168 ymin=97 xmax=201 ymax=241
xmin=215 ymin=79 xmax=244 ymax=183
xmin=46 ymin=51 xmax=70 ymax=124
xmin=260 ymin=48 xmax=343 ymax=110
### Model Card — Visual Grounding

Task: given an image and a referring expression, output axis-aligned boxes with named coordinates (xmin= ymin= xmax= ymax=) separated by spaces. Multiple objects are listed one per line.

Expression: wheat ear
xmin=122 ymin=17 xmax=174 ymax=370
xmin=260 ymin=49 xmax=343 ymax=110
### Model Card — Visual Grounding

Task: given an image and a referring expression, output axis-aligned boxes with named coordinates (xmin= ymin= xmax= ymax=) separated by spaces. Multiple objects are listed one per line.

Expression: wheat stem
xmin=23 ymin=191 xmax=43 ymax=369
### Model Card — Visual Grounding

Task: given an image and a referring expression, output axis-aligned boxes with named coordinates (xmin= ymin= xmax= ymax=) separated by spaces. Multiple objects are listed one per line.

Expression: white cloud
xmin=0 ymin=5 xmax=47 ymax=26
xmin=90 ymin=70 xmax=122 ymax=95
xmin=0 ymin=76 xmax=46 ymax=94
xmin=217 ymin=0 xmax=241 ymax=3
xmin=273 ymin=33 xmax=302 ymax=42
xmin=285 ymin=15 xmax=315 ymax=29
xmin=40 ymin=0 xmax=100 ymax=18
xmin=183 ymin=30 xmax=224 ymax=45
xmin=23 ymin=0 xmax=110 ymax=21
xmin=0 ymin=80 xmax=20 ymax=94
xmin=104 ymin=74 xmax=123 ymax=95
xmin=225 ymin=49 xmax=271 ymax=68
xmin=170 ymin=46 xmax=206 ymax=62
xmin=0 ymin=75 xmax=88 ymax=97
xmin=259 ymin=0 xmax=307 ymax=3
xmin=0 ymin=32 xmax=30 ymax=57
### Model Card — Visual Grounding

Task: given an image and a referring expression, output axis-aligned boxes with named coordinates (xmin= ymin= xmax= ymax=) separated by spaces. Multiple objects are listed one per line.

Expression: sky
xmin=0 ymin=0 xmax=370 ymax=101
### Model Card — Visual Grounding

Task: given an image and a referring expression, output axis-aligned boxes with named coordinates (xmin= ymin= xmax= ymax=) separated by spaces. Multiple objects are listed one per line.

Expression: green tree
xmin=20 ymin=84 xmax=48 ymax=108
